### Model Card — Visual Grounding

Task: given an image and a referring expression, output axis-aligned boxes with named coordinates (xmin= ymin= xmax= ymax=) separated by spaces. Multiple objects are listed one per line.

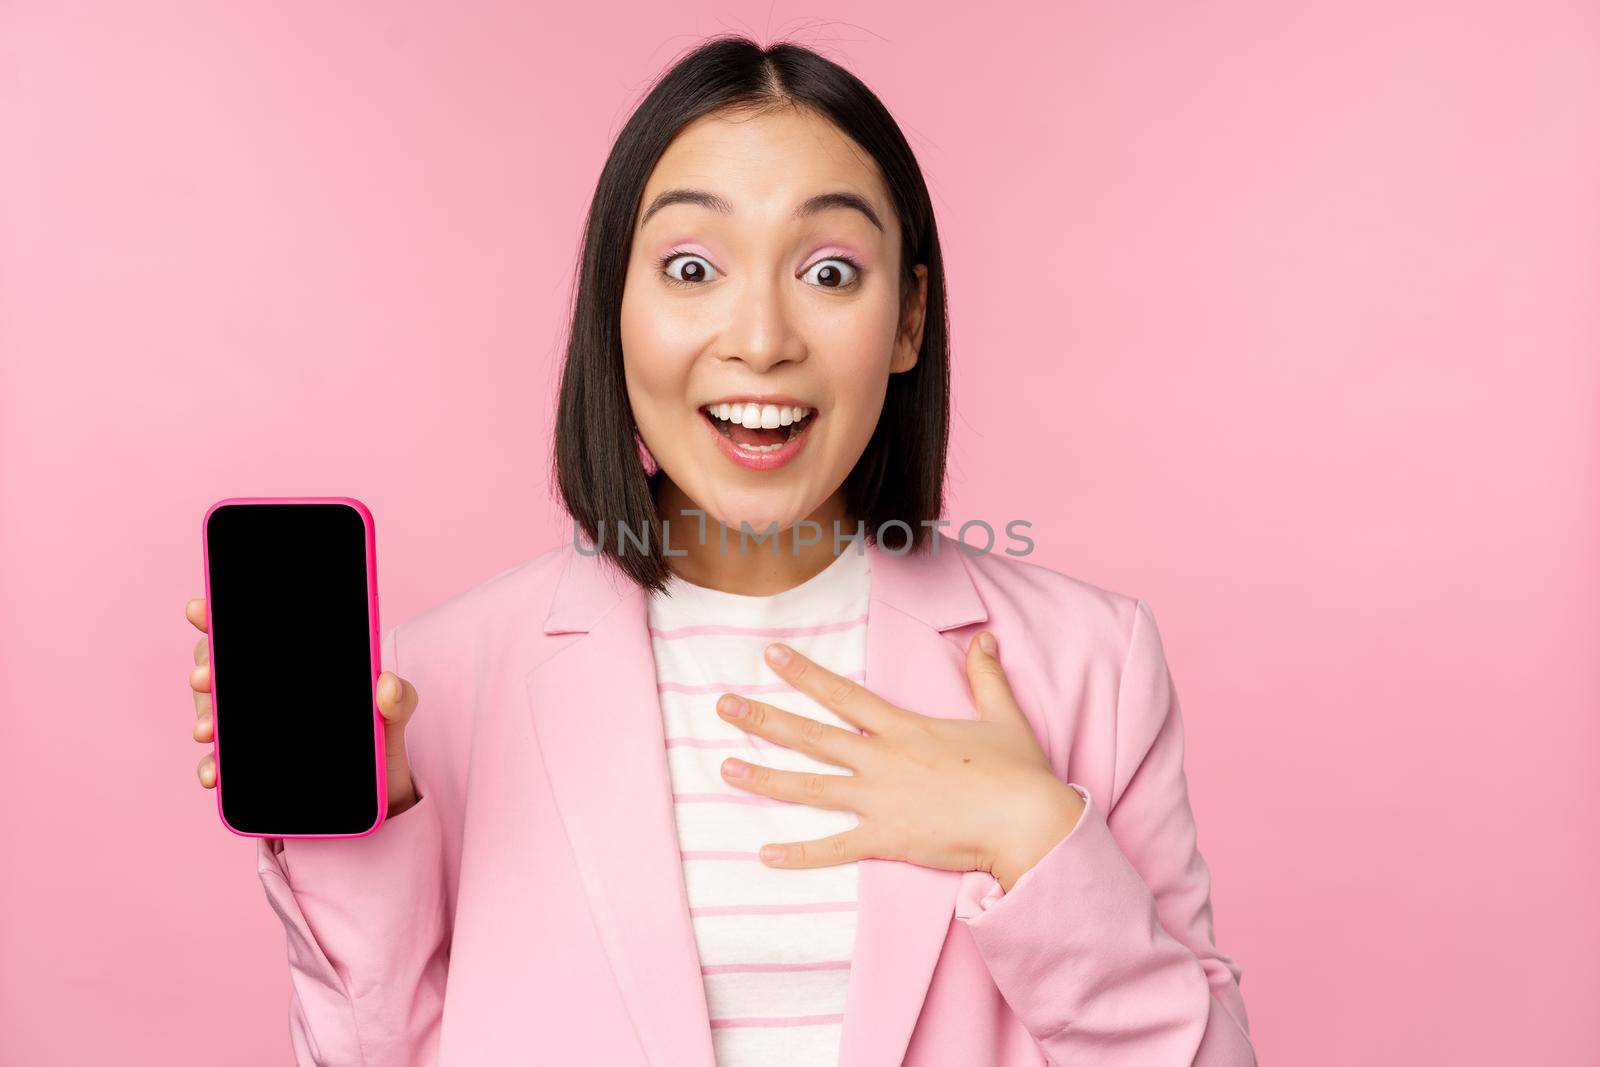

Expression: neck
xmin=652 ymin=477 xmax=858 ymax=596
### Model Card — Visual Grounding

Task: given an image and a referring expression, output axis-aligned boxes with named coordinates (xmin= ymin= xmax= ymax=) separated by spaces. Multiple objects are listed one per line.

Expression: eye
xmin=657 ymin=250 xmax=720 ymax=288
xmin=801 ymin=255 xmax=863 ymax=290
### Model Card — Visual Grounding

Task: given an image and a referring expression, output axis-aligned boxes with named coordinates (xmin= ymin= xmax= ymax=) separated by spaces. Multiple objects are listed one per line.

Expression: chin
xmin=682 ymin=492 xmax=810 ymax=541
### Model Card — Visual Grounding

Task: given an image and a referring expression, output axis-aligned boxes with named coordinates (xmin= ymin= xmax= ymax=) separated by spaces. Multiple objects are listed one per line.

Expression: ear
xmin=890 ymin=263 xmax=929 ymax=374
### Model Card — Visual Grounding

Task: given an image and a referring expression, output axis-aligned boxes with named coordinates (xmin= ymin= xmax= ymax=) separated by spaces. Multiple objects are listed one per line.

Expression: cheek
xmin=621 ymin=261 xmax=720 ymax=356
xmin=620 ymin=283 xmax=697 ymax=425
xmin=624 ymin=300 xmax=708 ymax=356
xmin=815 ymin=279 xmax=903 ymax=367
xmin=818 ymin=304 xmax=900 ymax=423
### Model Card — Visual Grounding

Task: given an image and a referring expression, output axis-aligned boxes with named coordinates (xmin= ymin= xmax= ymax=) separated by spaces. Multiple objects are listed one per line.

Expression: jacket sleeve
xmin=255 ymin=624 xmax=452 ymax=1067
xmin=954 ymin=599 xmax=1256 ymax=1065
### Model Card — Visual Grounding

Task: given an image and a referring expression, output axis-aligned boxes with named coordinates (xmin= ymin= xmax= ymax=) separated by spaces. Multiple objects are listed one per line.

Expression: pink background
xmin=3 ymin=2 xmax=1597 ymax=1063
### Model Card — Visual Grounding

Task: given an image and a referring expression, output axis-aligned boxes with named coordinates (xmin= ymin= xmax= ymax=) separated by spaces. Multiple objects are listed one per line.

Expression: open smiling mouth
xmin=699 ymin=403 xmax=817 ymax=454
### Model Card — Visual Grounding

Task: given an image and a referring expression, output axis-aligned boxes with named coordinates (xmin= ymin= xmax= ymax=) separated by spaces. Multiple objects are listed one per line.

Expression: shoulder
xmin=388 ymin=541 xmax=571 ymax=671
xmin=954 ymin=543 xmax=1146 ymax=668
xmin=953 ymin=545 xmax=1181 ymax=784
xmin=956 ymin=546 xmax=1182 ymax=808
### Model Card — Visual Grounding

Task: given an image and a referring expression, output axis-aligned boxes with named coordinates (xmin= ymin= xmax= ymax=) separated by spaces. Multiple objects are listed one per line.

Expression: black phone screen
xmin=204 ymin=501 xmax=381 ymax=837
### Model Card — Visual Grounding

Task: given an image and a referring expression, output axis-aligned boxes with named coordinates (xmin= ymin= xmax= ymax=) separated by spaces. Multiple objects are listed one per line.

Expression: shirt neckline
xmin=647 ymin=541 xmax=871 ymax=626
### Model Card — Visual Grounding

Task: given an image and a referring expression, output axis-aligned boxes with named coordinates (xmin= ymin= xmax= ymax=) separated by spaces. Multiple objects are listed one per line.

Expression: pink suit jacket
xmin=257 ymin=532 xmax=1256 ymax=1066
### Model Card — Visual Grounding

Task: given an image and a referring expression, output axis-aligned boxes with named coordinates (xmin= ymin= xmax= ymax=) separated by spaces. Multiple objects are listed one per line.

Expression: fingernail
xmin=722 ymin=758 xmax=749 ymax=779
xmin=719 ymin=695 xmax=747 ymax=719
xmin=389 ymin=677 xmax=404 ymax=703
xmin=765 ymin=643 xmax=791 ymax=667
xmin=979 ymin=631 xmax=997 ymax=656
xmin=760 ymin=845 xmax=785 ymax=862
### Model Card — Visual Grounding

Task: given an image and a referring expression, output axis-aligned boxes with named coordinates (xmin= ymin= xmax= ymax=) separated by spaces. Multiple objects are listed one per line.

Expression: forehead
xmin=637 ymin=107 xmax=891 ymax=231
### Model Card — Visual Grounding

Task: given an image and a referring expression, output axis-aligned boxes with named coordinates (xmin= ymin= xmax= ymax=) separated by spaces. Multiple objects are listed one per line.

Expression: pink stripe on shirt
xmin=645 ymin=546 xmax=872 ymax=1062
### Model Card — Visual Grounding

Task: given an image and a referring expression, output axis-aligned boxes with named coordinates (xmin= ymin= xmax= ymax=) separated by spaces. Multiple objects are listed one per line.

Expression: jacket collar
xmin=542 ymin=529 xmax=987 ymax=636
xmin=527 ymin=531 xmax=988 ymax=1067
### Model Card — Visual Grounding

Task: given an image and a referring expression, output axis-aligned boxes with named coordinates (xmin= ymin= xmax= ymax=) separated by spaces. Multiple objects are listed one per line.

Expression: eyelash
xmin=655 ymin=249 xmax=865 ymax=291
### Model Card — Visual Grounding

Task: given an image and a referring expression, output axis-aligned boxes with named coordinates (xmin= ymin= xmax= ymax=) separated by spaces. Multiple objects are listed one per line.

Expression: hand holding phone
xmin=196 ymin=497 xmax=420 ymax=837
xmin=188 ymin=600 xmax=422 ymax=816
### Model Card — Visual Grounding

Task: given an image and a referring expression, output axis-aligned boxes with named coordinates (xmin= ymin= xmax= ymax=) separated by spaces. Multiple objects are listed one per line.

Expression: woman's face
xmin=620 ymin=106 xmax=927 ymax=539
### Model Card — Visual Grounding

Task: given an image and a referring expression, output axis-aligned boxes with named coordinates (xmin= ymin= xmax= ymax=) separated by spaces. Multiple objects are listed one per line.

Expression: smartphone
xmin=201 ymin=496 xmax=388 ymax=839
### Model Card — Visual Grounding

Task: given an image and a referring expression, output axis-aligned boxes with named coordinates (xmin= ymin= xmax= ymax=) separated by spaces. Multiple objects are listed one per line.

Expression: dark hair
xmin=551 ymin=35 xmax=950 ymax=594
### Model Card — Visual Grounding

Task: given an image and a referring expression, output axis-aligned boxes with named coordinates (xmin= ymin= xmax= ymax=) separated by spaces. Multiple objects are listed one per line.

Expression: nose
xmin=710 ymin=272 xmax=807 ymax=372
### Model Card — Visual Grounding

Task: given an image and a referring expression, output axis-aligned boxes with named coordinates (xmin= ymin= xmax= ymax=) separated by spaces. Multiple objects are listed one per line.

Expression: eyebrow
xmin=637 ymin=187 xmax=885 ymax=233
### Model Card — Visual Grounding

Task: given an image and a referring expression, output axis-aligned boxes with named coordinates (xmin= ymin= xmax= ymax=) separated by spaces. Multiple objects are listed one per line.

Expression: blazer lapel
xmin=526 ymin=542 xmax=719 ymax=1067
xmin=526 ymin=533 xmax=988 ymax=1067
xmin=836 ymin=536 xmax=988 ymax=1067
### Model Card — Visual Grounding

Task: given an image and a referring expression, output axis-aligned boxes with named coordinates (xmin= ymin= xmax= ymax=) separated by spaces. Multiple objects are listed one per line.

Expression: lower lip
xmin=700 ymin=409 xmax=818 ymax=471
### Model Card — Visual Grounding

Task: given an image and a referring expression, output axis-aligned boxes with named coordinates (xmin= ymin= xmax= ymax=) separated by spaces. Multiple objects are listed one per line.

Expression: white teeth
xmin=701 ymin=401 xmax=817 ymax=454
xmin=705 ymin=402 xmax=814 ymax=427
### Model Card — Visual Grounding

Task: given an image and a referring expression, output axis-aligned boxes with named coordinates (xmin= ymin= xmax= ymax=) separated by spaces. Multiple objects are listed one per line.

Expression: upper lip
xmin=700 ymin=393 xmax=816 ymax=410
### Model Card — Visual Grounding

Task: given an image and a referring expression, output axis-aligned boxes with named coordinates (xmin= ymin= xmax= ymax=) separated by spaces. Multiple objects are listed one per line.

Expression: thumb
xmin=965 ymin=631 xmax=1025 ymax=724
xmin=376 ymin=671 xmax=418 ymax=728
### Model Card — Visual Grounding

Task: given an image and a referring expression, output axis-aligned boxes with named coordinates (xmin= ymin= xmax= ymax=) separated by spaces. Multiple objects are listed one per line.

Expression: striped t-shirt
xmin=645 ymin=543 xmax=871 ymax=1066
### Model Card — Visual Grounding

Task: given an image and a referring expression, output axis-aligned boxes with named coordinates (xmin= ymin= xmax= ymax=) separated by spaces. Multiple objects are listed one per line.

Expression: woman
xmin=187 ymin=36 xmax=1256 ymax=1066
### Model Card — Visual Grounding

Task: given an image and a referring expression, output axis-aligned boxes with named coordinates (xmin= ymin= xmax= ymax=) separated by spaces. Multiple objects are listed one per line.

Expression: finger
xmin=965 ymin=631 xmax=1026 ymax=724
xmin=197 ymin=753 xmax=216 ymax=789
xmin=193 ymin=662 xmax=213 ymax=726
xmin=720 ymin=758 xmax=861 ymax=812
xmin=717 ymin=694 xmax=871 ymax=770
xmin=762 ymin=643 xmax=906 ymax=737
xmin=759 ymin=827 xmax=874 ymax=869
xmin=376 ymin=672 xmax=416 ymax=727
xmin=189 ymin=603 xmax=212 ymax=737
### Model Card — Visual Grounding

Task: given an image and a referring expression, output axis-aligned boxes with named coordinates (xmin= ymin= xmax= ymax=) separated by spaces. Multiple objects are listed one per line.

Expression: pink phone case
xmin=202 ymin=495 xmax=389 ymax=840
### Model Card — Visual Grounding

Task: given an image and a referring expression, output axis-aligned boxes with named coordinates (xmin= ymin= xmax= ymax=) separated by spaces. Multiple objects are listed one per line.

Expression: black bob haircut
xmin=551 ymin=35 xmax=951 ymax=595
